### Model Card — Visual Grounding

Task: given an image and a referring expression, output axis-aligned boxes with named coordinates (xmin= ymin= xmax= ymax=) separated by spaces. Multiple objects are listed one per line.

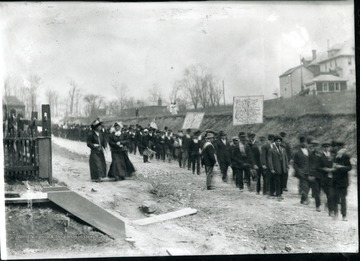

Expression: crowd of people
xmin=75 ymin=118 xmax=353 ymax=222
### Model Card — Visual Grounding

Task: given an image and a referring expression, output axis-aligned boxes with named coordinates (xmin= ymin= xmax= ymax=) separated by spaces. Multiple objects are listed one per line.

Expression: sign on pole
xmin=182 ymin=112 xmax=205 ymax=129
xmin=233 ymin=96 xmax=263 ymax=125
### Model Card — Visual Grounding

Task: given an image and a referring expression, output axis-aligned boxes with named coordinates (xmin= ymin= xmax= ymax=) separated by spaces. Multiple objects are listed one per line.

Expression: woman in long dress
xmin=108 ymin=122 xmax=135 ymax=180
xmin=87 ymin=119 xmax=107 ymax=182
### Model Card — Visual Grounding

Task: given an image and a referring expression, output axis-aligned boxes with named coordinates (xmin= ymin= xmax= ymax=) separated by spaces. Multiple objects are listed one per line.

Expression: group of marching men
xmin=86 ymin=118 xmax=352 ymax=221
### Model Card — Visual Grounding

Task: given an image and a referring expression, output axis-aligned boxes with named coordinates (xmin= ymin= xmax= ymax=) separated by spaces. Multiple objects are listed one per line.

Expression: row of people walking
xmin=85 ymin=118 xmax=352 ymax=221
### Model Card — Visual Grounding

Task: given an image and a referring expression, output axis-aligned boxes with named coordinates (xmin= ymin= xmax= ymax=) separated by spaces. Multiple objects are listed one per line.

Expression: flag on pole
xmin=150 ymin=119 xmax=158 ymax=129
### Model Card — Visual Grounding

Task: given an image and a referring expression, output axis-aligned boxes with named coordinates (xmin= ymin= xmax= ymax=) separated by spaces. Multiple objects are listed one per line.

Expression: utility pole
xmin=222 ymin=80 xmax=225 ymax=106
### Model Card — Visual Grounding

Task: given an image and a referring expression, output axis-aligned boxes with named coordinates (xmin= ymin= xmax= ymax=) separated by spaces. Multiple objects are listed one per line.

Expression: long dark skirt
xmin=89 ymin=150 xmax=107 ymax=180
xmin=108 ymin=151 xmax=135 ymax=179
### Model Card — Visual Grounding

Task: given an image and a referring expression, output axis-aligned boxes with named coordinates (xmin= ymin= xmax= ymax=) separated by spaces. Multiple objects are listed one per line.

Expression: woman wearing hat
xmin=108 ymin=122 xmax=135 ymax=180
xmin=87 ymin=119 xmax=107 ymax=182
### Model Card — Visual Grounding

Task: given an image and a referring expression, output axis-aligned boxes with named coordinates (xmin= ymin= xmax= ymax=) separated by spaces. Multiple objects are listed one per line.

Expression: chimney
xmin=312 ymin=50 xmax=317 ymax=60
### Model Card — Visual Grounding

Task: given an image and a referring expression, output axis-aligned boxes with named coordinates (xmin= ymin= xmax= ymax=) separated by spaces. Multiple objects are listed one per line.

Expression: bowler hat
xmin=91 ymin=119 xmax=102 ymax=130
xmin=332 ymin=139 xmax=345 ymax=147
xmin=309 ymin=139 xmax=320 ymax=145
xmin=321 ymin=141 xmax=331 ymax=147
xmin=248 ymin=131 xmax=256 ymax=138
xmin=279 ymin=132 xmax=287 ymax=138
xmin=232 ymin=136 xmax=240 ymax=141
xmin=268 ymin=134 xmax=275 ymax=140
xmin=206 ymin=133 xmax=215 ymax=139
xmin=239 ymin=132 xmax=246 ymax=137
xmin=273 ymin=136 xmax=283 ymax=142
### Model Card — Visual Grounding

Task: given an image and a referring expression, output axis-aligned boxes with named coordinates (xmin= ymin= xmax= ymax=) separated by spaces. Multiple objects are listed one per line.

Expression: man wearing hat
xmin=201 ymin=132 xmax=217 ymax=190
xmin=279 ymin=131 xmax=292 ymax=191
xmin=260 ymin=134 xmax=275 ymax=195
xmin=214 ymin=131 xmax=231 ymax=182
xmin=293 ymin=136 xmax=310 ymax=204
xmin=308 ymin=139 xmax=323 ymax=211
xmin=181 ymin=128 xmax=192 ymax=170
xmin=319 ymin=141 xmax=334 ymax=215
xmin=189 ymin=130 xmax=202 ymax=175
xmin=330 ymin=140 xmax=352 ymax=221
xmin=268 ymin=136 xmax=289 ymax=200
xmin=230 ymin=133 xmax=253 ymax=191
xmin=140 ymin=129 xmax=151 ymax=163
xmin=87 ymin=119 xmax=107 ymax=182
xmin=248 ymin=132 xmax=262 ymax=194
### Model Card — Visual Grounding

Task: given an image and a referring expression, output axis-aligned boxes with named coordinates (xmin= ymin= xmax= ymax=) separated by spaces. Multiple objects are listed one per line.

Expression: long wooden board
xmin=42 ymin=186 xmax=70 ymax=192
xmin=132 ymin=208 xmax=197 ymax=226
xmin=5 ymin=192 xmax=49 ymax=204
xmin=47 ymin=191 xmax=126 ymax=239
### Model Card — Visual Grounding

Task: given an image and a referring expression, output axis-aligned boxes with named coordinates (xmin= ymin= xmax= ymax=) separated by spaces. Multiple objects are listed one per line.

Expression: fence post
xmin=39 ymin=105 xmax=52 ymax=182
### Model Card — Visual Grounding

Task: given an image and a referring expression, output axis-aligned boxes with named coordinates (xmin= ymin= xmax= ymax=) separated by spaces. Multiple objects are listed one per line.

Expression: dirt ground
xmin=4 ymin=136 xmax=359 ymax=259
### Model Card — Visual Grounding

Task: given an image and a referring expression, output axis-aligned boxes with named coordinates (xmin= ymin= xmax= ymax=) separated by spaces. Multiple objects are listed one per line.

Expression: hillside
xmin=102 ymin=113 xmax=357 ymax=158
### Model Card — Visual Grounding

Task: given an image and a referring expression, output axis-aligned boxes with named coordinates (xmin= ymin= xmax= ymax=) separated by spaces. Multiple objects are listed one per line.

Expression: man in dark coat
xmin=214 ymin=131 xmax=231 ymax=182
xmin=248 ymin=132 xmax=262 ymax=194
xmin=86 ymin=119 xmax=107 ymax=182
xmin=189 ymin=130 xmax=202 ymax=175
xmin=181 ymin=129 xmax=192 ymax=170
xmin=140 ymin=129 xmax=151 ymax=163
xmin=268 ymin=136 xmax=289 ymax=200
xmin=319 ymin=141 xmax=334 ymax=215
xmin=201 ymin=132 xmax=217 ymax=190
xmin=279 ymin=132 xmax=292 ymax=191
xmin=293 ymin=136 xmax=310 ymax=204
xmin=230 ymin=133 xmax=254 ymax=192
xmin=165 ymin=129 xmax=174 ymax=162
xmin=330 ymin=140 xmax=352 ymax=221
xmin=260 ymin=134 xmax=274 ymax=195
xmin=307 ymin=140 xmax=323 ymax=211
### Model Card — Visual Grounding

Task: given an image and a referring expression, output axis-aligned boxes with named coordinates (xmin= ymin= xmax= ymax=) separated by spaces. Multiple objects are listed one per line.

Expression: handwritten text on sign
xmin=233 ymin=96 xmax=263 ymax=125
xmin=182 ymin=112 xmax=205 ymax=129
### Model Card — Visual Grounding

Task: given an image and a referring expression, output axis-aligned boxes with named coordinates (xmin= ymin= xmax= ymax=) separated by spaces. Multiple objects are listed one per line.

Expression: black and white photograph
xmin=0 ymin=1 xmax=358 ymax=259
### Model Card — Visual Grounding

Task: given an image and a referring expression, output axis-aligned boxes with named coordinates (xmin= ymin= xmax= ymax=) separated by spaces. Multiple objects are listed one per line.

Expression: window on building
xmin=322 ymin=83 xmax=328 ymax=92
xmin=335 ymin=82 xmax=340 ymax=92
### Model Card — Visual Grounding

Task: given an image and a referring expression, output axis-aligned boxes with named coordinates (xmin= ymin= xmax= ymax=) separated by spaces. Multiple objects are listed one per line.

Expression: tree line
xmin=3 ymin=64 xmax=225 ymax=119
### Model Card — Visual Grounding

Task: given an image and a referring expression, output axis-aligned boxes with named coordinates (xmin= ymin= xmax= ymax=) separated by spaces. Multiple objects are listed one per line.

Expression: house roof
xmin=308 ymin=39 xmax=354 ymax=66
xmin=279 ymin=65 xmax=301 ymax=77
xmin=305 ymin=74 xmax=347 ymax=85
xmin=279 ymin=65 xmax=313 ymax=77
xmin=3 ymin=96 xmax=25 ymax=107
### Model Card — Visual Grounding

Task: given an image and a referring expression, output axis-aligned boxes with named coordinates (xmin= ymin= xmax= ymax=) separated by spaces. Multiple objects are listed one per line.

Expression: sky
xmin=0 ymin=1 xmax=354 ymax=106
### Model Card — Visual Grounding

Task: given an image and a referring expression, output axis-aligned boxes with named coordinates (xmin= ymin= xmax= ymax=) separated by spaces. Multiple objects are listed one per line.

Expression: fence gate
xmin=3 ymin=105 xmax=52 ymax=181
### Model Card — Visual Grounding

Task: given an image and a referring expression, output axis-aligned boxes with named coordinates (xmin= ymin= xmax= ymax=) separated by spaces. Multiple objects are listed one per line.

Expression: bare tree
xmin=208 ymin=75 xmax=223 ymax=107
xmin=25 ymin=74 xmax=41 ymax=117
xmin=112 ymin=81 xmax=129 ymax=112
xmin=148 ymin=83 xmax=162 ymax=105
xmin=45 ymin=87 xmax=59 ymax=118
xmin=169 ymin=80 xmax=183 ymax=104
xmin=83 ymin=94 xmax=104 ymax=117
xmin=68 ymin=79 xmax=78 ymax=116
xmin=4 ymin=75 xmax=11 ymax=96
xmin=75 ymin=89 xmax=82 ymax=116
xmin=124 ymin=96 xmax=136 ymax=109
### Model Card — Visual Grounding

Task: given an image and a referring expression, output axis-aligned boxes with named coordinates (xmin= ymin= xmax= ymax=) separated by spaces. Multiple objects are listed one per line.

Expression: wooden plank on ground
xmin=166 ymin=248 xmax=192 ymax=256
xmin=47 ymin=191 xmax=125 ymax=239
xmin=5 ymin=192 xmax=21 ymax=198
xmin=132 ymin=208 xmax=197 ymax=226
xmin=42 ymin=186 xmax=70 ymax=192
xmin=5 ymin=192 xmax=49 ymax=204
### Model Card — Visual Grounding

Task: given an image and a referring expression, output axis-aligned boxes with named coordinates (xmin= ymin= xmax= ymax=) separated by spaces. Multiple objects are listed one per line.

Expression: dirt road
xmin=5 ymin=137 xmax=358 ymax=258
